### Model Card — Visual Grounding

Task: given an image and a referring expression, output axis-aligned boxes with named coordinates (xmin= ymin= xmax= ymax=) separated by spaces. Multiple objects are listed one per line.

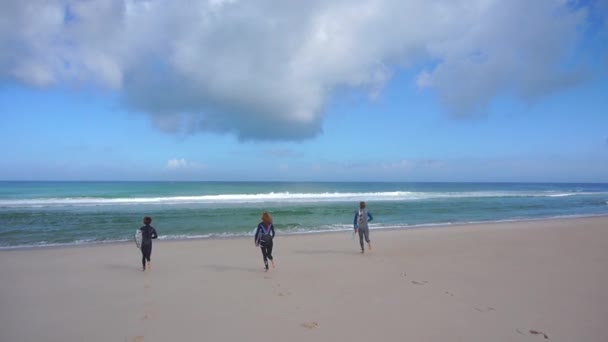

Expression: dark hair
xmin=143 ymin=216 xmax=152 ymax=225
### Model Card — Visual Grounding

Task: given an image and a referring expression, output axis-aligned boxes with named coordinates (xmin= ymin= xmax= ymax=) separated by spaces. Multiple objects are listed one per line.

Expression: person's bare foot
xmin=368 ymin=243 xmax=372 ymax=251
xmin=271 ymin=260 xmax=276 ymax=269
xmin=147 ymin=262 xmax=152 ymax=270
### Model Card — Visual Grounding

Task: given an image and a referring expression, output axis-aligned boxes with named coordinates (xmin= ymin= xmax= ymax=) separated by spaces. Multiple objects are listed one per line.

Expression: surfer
xmin=139 ymin=216 xmax=158 ymax=271
xmin=353 ymin=201 xmax=373 ymax=253
xmin=254 ymin=212 xmax=276 ymax=271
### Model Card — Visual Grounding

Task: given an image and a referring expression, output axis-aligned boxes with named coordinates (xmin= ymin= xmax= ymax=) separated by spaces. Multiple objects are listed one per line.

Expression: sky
xmin=0 ymin=0 xmax=607 ymax=182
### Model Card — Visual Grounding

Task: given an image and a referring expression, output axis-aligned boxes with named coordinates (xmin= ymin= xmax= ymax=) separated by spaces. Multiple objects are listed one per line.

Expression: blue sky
xmin=1 ymin=0 xmax=607 ymax=182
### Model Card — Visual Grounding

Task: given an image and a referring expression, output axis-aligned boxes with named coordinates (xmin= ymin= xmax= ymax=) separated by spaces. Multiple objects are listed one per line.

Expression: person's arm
xmin=271 ymin=225 xmax=275 ymax=238
xmin=151 ymin=228 xmax=158 ymax=239
xmin=368 ymin=212 xmax=373 ymax=222
xmin=254 ymin=225 xmax=260 ymax=245
xmin=353 ymin=212 xmax=358 ymax=228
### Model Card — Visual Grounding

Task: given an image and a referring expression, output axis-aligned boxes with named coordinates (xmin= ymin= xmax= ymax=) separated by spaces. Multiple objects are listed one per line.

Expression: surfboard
xmin=135 ymin=229 xmax=142 ymax=249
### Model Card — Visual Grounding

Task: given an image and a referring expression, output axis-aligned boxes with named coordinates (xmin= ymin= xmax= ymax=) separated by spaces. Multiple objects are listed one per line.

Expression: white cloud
xmin=167 ymin=158 xmax=187 ymax=170
xmin=167 ymin=158 xmax=204 ymax=170
xmin=0 ymin=0 xmax=603 ymax=139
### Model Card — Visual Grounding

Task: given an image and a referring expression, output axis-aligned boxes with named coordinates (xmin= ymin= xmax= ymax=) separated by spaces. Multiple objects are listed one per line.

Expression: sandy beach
xmin=1 ymin=216 xmax=607 ymax=342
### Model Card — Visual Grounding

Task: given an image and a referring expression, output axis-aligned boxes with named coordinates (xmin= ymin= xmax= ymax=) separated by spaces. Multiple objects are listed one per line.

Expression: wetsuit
xmin=254 ymin=222 xmax=275 ymax=270
xmin=353 ymin=209 xmax=373 ymax=251
xmin=140 ymin=224 xmax=158 ymax=269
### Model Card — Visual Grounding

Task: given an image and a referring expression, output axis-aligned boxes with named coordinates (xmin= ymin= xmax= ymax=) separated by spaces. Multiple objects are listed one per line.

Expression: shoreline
xmin=2 ymin=213 xmax=607 ymax=252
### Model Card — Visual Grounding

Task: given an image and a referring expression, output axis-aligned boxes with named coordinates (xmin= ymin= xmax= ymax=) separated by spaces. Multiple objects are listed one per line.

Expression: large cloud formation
xmin=0 ymin=0 xmax=604 ymax=140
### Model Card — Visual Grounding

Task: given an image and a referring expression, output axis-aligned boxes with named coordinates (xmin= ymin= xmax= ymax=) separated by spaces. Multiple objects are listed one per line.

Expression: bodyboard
xmin=135 ymin=229 xmax=143 ymax=249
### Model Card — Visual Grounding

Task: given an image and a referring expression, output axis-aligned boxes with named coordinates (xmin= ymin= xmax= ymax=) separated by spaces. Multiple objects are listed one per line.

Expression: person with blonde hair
xmin=254 ymin=211 xmax=276 ymax=271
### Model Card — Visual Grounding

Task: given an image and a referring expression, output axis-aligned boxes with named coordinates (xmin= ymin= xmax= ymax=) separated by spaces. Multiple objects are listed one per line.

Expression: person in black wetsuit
xmin=139 ymin=216 xmax=158 ymax=271
xmin=254 ymin=212 xmax=276 ymax=271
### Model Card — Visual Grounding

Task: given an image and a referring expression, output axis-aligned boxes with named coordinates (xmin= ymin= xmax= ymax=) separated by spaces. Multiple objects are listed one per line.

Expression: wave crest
xmin=0 ymin=190 xmax=604 ymax=208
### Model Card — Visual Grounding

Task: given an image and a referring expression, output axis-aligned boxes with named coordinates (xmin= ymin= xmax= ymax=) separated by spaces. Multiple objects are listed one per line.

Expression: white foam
xmin=0 ymin=190 xmax=605 ymax=208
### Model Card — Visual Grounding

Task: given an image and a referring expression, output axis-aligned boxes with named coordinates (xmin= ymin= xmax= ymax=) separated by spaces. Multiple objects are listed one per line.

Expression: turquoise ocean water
xmin=1 ymin=181 xmax=607 ymax=248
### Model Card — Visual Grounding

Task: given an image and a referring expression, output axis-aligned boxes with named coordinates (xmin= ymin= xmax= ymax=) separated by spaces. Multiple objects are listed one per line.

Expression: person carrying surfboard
xmin=353 ymin=201 xmax=373 ymax=253
xmin=139 ymin=216 xmax=158 ymax=271
xmin=254 ymin=211 xmax=276 ymax=271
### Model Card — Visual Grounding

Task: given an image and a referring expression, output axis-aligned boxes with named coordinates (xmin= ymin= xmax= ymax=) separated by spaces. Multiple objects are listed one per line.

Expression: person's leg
xmin=364 ymin=227 xmax=371 ymax=250
xmin=141 ymin=247 xmax=146 ymax=270
xmin=142 ymin=244 xmax=152 ymax=270
xmin=260 ymin=246 xmax=269 ymax=270
xmin=358 ymin=228 xmax=365 ymax=253
xmin=267 ymin=242 xmax=275 ymax=268
xmin=147 ymin=244 xmax=152 ymax=269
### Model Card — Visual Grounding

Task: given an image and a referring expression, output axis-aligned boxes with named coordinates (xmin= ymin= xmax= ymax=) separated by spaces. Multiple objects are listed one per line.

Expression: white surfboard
xmin=135 ymin=229 xmax=142 ymax=249
xmin=253 ymin=226 xmax=260 ymax=245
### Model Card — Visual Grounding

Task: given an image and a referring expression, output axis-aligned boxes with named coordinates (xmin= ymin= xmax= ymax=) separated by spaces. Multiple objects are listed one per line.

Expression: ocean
xmin=1 ymin=181 xmax=607 ymax=249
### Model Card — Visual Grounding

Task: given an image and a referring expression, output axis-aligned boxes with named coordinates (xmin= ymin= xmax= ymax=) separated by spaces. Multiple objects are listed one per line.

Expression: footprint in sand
xmin=401 ymin=272 xmax=407 ymax=277
xmin=411 ymin=280 xmax=429 ymax=285
xmin=274 ymin=283 xmax=292 ymax=297
xmin=444 ymin=291 xmax=454 ymax=296
xmin=301 ymin=321 xmax=319 ymax=329
xmin=529 ymin=329 xmax=549 ymax=339
xmin=141 ymin=312 xmax=158 ymax=321
xmin=475 ymin=306 xmax=497 ymax=313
